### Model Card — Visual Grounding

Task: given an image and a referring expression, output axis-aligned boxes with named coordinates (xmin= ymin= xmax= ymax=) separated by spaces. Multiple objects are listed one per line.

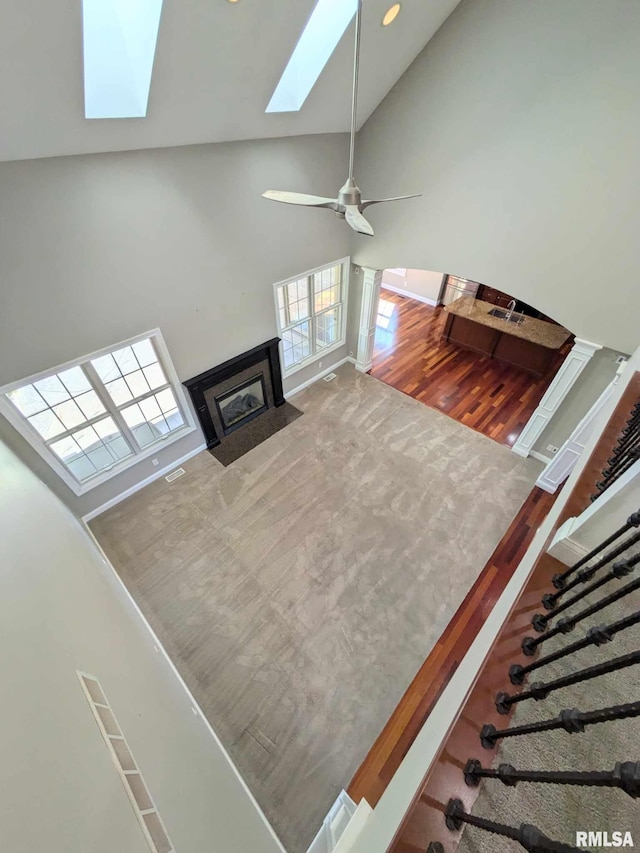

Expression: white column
xmin=512 ymin=338 xmax=602 ymax=458
xmin=355 ymin=267 xmax=383 ymax=374
xmin=536 ymin=361 xmax=627 ymax=493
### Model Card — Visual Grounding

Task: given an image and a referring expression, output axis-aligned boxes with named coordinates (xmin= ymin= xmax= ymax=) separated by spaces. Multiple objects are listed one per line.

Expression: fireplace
xmin=183 ymin=339 xmax=285 ymax=450
xmin=215 ymin=374 xmax=267 ymax=434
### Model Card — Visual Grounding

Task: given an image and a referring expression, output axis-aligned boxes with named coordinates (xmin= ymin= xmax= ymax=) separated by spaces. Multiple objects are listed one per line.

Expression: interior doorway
xmin=370 ymin=269 xmax=573 ymax=449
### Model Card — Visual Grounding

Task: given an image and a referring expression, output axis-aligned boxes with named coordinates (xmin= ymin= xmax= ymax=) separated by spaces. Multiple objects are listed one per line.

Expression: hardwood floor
xmin=371 ymin=291 xmax=571 ymax=448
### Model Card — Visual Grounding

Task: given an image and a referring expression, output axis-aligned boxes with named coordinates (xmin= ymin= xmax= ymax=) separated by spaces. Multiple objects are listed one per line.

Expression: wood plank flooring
xmin=371 ymin=291 xmax=571 ymax=448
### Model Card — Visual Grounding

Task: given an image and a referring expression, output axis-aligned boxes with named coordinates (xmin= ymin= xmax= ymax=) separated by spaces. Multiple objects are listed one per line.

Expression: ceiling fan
xmin=262 ymin=0 xmax=421 ymax=236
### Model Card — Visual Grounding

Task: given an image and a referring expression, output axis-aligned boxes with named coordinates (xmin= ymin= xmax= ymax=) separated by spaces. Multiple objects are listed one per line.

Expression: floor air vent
xmin=165 ymin=468 xmax=185 ymax=483
xmin=77 ymin=672 xmax=174 ymax=853
xmin=324 ymin=373 xmax=337 ymax=382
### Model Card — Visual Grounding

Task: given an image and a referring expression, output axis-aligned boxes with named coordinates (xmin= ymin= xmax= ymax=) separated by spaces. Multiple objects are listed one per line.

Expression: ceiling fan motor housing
xmin=338 ymin=178 xmax=362 ymax=208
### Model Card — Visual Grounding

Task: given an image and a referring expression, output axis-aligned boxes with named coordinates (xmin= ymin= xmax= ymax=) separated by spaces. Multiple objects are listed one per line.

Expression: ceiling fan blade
xmin=262 ymin=190 xmax=338 ymax=210
xmin=361 ymin=193 xmax=422 ymax=211
xmin=345 ymin=206 xmax=374 ymax=236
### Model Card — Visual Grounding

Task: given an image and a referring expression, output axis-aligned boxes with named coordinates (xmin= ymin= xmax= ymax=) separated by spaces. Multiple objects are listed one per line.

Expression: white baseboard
xmin=548 ymin=535 xmax=590 ymax=567
xmin=381 ymin=282 xmax=439 ymax=306
xmin=332 ymin=799 xmax=373 ymax=853
xmin=82 ymin=442 xmax=207 ymax=522
xmin=530 ymin=450 xmax=553 ymax=465
xmin=286 ymin=357 xmax=354 ymax=397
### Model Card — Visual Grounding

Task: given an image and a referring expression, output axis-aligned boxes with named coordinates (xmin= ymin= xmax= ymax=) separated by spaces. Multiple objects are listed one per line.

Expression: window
xmin=274 ymin=259 xmax=349 ymax=375
xmin=0 ymin=330 xmax=194 ymax=495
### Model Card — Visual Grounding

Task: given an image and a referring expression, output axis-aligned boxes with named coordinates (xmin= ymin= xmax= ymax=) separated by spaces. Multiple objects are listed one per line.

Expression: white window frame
xmin=0 ymin=328 xmax=196 ymax=496
xmin=273 ymin=256 xmax=350 ymax=377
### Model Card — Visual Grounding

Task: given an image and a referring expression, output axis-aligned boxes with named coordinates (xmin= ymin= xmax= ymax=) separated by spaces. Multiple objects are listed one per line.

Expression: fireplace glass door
xmin=214 ymin=374 xmax=267 ymax=434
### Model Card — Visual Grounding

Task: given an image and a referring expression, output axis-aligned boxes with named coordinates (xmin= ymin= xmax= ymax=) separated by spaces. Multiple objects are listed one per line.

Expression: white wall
xmin=0 ymin=134 xmax=353 ymax=516
xmin=353 ymin=0 xmax=640 ymax=354
xmin=381 ymin=268 xmax=445 ymax=305
xmin=0 ymin=439 xmax=284 ymax=853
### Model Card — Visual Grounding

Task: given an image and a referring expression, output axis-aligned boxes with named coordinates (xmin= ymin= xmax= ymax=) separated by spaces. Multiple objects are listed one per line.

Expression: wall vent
xmin=77 ymin=672 xmax=174 ymax=853
xmin=165 ymin=468 xmax=185 ymax=483
xmin=323 ymin=373 xmax=337 ymax=382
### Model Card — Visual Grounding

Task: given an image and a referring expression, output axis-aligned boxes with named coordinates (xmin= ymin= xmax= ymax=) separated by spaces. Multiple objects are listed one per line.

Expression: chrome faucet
xmin=506 ymin=299 xmax=517 ymax=320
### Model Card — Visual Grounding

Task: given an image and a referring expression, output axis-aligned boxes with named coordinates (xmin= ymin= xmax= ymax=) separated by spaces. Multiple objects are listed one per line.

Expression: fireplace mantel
xmin=183 ymin=339 xmax=285 ymax=449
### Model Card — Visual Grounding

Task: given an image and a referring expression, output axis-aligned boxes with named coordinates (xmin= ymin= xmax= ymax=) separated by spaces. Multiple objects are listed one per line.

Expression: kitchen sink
xmin=488 ymin=307 xmax=524 ymax=324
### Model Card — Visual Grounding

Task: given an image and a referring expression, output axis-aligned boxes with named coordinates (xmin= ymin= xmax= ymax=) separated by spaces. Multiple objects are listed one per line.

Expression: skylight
xmin=266 ymin=0 xmax=357 ymax=113
xmin=83 ymin=0 xmax=163 ymax=119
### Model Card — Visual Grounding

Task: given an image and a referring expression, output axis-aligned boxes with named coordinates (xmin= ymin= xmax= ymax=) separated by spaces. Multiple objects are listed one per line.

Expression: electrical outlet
xmin=151 ymin=458 xmax=159 ymax=466
xmin=616 ymin=355 xmax=628 ymax=365
xmin=349 ymin=351 xmax=354 ymax=357
xmin=546 ymin=444 xmax=559 ymax=454
xmin=354 ymin=266 xmax=361 ymax=274
xmin=318 ymin=361 xmax=322 ymax=369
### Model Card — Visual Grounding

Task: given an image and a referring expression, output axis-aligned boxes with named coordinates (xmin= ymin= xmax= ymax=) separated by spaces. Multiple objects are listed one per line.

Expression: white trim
xmin=536 ymin=366 xmax=623 ymax=493
xmin=0 ymin=328 xmax=196 ymax=496
xmin=306 ymin=790 xmax=357 ymax=853
xmin=273 ymin=257 xmax=351 ymax=379
xmin=547 ymin=535 xmax=590 ymax=567
xmin=380 ymin=282 xmax=438 ymax=307
xmin=82 ymin=442 xmax=207 ymax=522
xmin=285 ymin=357 xmax=352 ymax=398
xmin=356 ymin=267 xmax=383 ymax=374
xmin=333 ymin=800 xmax=373 ymax=853
xmin=81 ymin=521 xmax=287 ymax=852
xmin=529 ymin=450 xmax=553 ymax=465
xmin=512 ymin=338 xmax=602 ymax=458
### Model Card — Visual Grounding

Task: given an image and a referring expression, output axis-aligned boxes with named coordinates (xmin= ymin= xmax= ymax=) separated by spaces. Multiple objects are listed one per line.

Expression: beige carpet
xmin=90 ymin=364 xmax=540 ymax=852
xmin=457 ymin=566 xmax=640 ymax=853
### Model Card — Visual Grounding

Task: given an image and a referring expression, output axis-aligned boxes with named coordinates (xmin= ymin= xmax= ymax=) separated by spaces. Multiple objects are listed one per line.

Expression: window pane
xmin=122 ymin=403 xmax=145 ymax=428
xmin=92 ymin=353 xmax=120 ymax=383
xmin=7 ymin=385 xmax=47 ymax=417
xmin=132 ymin=338 xmax=157 ymax=367
xmin=122 ymin=391 xmax=183 ymax=450
xmin=156 ymin=388 xmax=177 ymax=414
xmin=113 ymin=346 xmax=139 ymax=376
xmin=313 ymin=266 xmax=341 ymax=313
xmin=282 ymin=321 xmax=311 ymax=368
xmin=28 ymin=409 xmax=66 ymax=440
xmin=51 ymin=417 xmax=131 ymax=482
xmin=34 ymin=376 xmax=70 ymax=406
xmin=316 ymin=306 xmax=341 ymax=349
xmin=143 ymin=362 xmax=167 ymax=390
xmin=53 ymin=399 xmax=86 ymax=430
xmin=58 ymin=366 xmax=91 ymax=396
xmin=105 ymin=378 xmax=133 ymax=406
xmin=124 ymin=369 xmax=150 ymax=399
xmin=75 ymin=390 xmax=106 ymax=420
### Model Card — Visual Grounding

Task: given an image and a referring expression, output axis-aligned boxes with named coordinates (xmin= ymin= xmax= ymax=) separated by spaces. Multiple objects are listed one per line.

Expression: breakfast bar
xmin=442 ymin=296 xmax=572 ymax=377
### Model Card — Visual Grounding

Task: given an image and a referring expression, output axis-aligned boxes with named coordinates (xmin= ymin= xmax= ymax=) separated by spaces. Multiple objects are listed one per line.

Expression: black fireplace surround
xmin=183 ymin=339 xmax=285 ymax=449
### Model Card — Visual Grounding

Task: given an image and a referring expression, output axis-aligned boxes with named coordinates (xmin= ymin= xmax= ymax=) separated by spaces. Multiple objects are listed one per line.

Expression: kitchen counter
xmin=442 ymin=297 xmax=572 ymax=377
xmin=445 ymin=297 xmax=571 ymax=349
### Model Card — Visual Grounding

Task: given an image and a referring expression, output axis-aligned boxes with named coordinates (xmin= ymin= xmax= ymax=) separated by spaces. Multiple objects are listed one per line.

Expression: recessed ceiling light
xmin=382 ymin=3 xmax=401 ymax=26
xmin=227 ymin=0 xmax=240 ymax=3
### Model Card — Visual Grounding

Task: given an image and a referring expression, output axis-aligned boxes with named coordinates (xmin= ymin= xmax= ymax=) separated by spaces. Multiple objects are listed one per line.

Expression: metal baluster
xmin=522 ymin=574 xmax=640 ymax=656
xmin=511 ymin=610 xmax=640 ymax=684
xmin=551 ymin=511 xmax=640 ymax=590
xmin=495 ymin=650 xmax=640 ymax=714
xmin=480 ymin=701 xmax=640 ymax=749
xmin=533 ymin=556 xmax=637 ymax=632
xmin=463 ymin=759 xmax=640 ymax=797
xmin=542 ymin=531 xmax=640 ymax=610
xmin=444 ymin=799 xmax=590 ymax=852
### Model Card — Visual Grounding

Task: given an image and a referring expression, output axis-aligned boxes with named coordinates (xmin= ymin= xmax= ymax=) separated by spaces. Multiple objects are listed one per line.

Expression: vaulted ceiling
xmin=0 ymin=0 xmax=461 ymax=162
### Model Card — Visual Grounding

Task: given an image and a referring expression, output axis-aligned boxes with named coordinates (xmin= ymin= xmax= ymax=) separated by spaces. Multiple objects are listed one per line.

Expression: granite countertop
xmin=445 ymin=297 xmax=572 ymax=350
